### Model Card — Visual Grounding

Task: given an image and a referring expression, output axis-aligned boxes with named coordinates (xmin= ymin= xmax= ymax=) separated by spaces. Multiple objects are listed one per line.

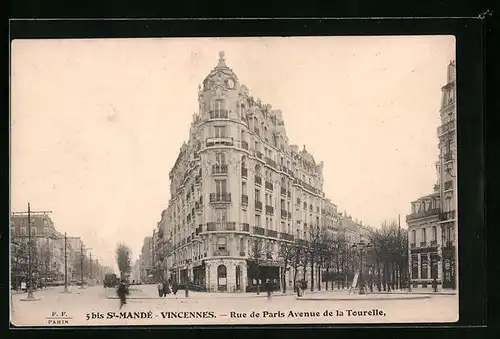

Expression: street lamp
xmin=351 ymin=240 xmax=372 ymax=295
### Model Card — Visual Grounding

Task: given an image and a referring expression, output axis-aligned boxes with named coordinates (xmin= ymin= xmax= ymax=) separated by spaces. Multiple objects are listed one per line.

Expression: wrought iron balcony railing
xmin=266 ymin=229 xmax=278 ymax=238
xmin=206 ymin=137 xmax=234 ymax=147
xmin=265 ymin=205 xmax=274 ymax=215
xmin=212 ymin=164 xmax=228 ymax=175
xmin=209 ymin=193 xmax=231 ymax=204
xmin=253 ymin=226 xmax=265 ymax=236
xmin=406 ymin=208 xmax=440 ymax=221
xmin=209 ymin=109 xmax=229 ymax=119
xmin=206 ymin=222 xmax=236 ymax=232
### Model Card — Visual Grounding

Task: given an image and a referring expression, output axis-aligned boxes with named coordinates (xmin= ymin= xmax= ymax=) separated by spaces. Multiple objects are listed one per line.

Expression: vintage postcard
xmin=10 ymin=36 xmax=458 ymax=326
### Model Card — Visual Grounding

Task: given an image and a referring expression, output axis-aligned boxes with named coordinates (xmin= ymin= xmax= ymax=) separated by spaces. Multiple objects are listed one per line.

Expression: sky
xmin=10 ymin=36 xmax=455 ymax=270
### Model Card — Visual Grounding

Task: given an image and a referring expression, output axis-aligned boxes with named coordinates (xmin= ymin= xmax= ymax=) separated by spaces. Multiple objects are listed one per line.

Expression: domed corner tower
xmin=199 ymin=51 xmax=242 ymax=121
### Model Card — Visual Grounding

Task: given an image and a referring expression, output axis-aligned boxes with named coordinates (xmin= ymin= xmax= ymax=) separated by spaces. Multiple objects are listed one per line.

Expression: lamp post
xmin=351 ymin=240 xmax=372 ymax=295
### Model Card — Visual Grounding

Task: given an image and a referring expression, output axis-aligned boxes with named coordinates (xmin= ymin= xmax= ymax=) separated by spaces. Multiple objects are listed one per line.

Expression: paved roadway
xmin=11 ymin=284 xmax=458 ymax=326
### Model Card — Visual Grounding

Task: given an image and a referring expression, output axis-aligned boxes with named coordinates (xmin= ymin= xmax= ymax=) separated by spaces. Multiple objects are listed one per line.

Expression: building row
xmin=138 ymin=52 xmax=372 ymax=292
xmin=10 ymin=210 xmax=113 ymax=288
xmin=405 ymin=60 xmax=457 ymax=290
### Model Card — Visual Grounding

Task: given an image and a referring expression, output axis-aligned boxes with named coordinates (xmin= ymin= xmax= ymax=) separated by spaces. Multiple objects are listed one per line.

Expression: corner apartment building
xmin=406 ymin=60 xmax=457 ymax=289
xmin=160 ymin=52 xmax=352 ymax=292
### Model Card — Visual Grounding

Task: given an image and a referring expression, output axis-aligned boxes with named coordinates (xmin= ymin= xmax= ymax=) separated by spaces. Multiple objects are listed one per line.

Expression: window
xmin=214 ymin=126 xmax=227 ymax=138
xmin=255 ymin=215 xmax=261 ymax=226
xmin=422 ymin=228 xmax=427 ymax=243
xmin=242 ymin=182 xmax=247 ymax=195
xmin=255 ymin=189 xmax=260 ymax=201
xmin=432 ymin=226 xmax=437 ymax=241
xmin=412 ymin=230 xmax=416 ymax=243
xmin=11 ymin=227 xmax=15 ymax=235
xmin=217 ymin=237 xmax=227 ymax=251
xmin=281 ymin=221 xmax=286 ymax=232
xmin=20 ymin=227 xmax=26 ymax=235
xmin=213 ymin=99 xmax=226 ymax=111
xmin=216 ymin=209 xmax=227 ymax=222
xmin=215 ymin=152 xmax=226 ymax=165
xmin=281 ymin=199 xmax=286 ymax=209
xmin=215 ymin=180 xmax=227 ymax=194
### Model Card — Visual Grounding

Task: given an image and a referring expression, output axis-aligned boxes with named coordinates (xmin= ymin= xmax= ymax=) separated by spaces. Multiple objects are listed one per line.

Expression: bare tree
xmin=307 ymin=226 xmax=324 ymax=291
xmin=116 ymin=243 xmax=132 ymax=280
xmin=248 ymin=237 xmax=264 ymax=295
xmin=278 ymin=240 xmax=295 ymax=293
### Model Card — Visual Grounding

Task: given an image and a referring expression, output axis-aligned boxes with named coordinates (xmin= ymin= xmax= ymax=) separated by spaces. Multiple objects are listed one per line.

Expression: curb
xmin=296 ymin=295 xmax=432 ymax=301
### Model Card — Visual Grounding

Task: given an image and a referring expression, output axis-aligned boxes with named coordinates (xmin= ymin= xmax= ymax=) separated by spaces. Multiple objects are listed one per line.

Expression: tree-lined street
xmin=11 ymin=284 xmax=458 ymax=326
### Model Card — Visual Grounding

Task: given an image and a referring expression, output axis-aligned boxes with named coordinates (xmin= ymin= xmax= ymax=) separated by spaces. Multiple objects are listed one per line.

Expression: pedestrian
xmin=432 ymin=278 xmax=438 ymax=292
xmin=157 ymin=281 xmax=164 ymax=297
xmin=172 ymin=281 xmax=178 ymax=295
xmin=117 ymin=280 xmax=129 ymax=310
xmin=266 ymin=279 xmax=272 ymax=299
xmin=163 ymin=280 xmax=170 ymax=297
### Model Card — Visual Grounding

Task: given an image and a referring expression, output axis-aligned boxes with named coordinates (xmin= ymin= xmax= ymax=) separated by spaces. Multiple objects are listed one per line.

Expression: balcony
xmin=241 ymin=223 xmax=250 ymax=232
xmin=443 ymin=152 xmax=453 ymax=162
xmin=255 ymin=175 xmax=262 ymax=186
xmin=206 ymin=137 xmax=234 ymax=147
xmin=444 ymin=180 xmax=453 ymax=191
xmin=281 ymin=187 xmax=287 ymax=196
xmin=437 ymin=119 xmax=455 ymax=136
xmin=241 ymin=141 xmax=249 ymax=150
xmin=420 ymin=241 xmax=427 ymax=247
xmin=406 ymin=208 xmax=440 ymax=221
xmin=213 ymin=249 xmax=230 ymax=256
xmin=265 ymin=181 xmax=273 ymax=191
xmin=265 ymin=205 xmax=274 ymax=215
xmin=207 ymin=222 xmax=236 ymax=232
xmin=439 ymin=210 xmax=456 ymax=221
xmin=430 ymin=240 xmax=438 ymax=246
xmin=209 ymin=109 xmax=229 ymax=119
xmin=255 ymin=200 xmax=263 ymax=211
xmin=281 ymin=209 xmax=287 ymax=219
xmin=253 ymin=226 xmax=265 ymax=236
xmin=242 ymin=194 xmax=249 ymax=205
xmin=212 ymin=164 xmax=228 ymax=175
xmin=279 ymin=232 xmax=294 ymax=241
xmin=265 ymin=157 xmax=277 ymax=169
xmin=241 ymin=167 xmax=248 ymax=178
xmin=266 ymin=229 xmax=278 ymax=238
xmin=209 ymin=193 xmax=231 ymax=205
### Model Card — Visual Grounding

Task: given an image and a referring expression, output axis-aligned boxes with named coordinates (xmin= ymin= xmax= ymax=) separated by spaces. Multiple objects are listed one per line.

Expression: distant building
xmin=139 ymin=237 xmax=153 ymax=282
xmin=406 ymin=60 xmax=457 ymax=290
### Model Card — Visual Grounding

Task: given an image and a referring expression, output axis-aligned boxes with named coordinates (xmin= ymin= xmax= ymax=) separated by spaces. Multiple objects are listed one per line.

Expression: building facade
xmin=158 ymin=52 xmax=369 ymax=292
xmin=406 ymin=60 xmax=457 ymax=289
xmin=139 ymin=236 xmax=153 ymax=282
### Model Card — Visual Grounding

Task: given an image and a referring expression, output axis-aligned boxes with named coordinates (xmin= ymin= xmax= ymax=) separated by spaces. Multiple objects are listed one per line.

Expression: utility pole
xmin=27 ymin=203 xmax=34 ymax=300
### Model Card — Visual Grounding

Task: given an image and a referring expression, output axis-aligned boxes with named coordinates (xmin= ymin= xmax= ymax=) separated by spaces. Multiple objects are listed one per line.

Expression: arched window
xmin=241 ymin=156 xmax=247 ymax=169
xmin=212 ymin=99 xmax=227 ymax=118
xmin=255 ymin=164 xmax=261 ymax=175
